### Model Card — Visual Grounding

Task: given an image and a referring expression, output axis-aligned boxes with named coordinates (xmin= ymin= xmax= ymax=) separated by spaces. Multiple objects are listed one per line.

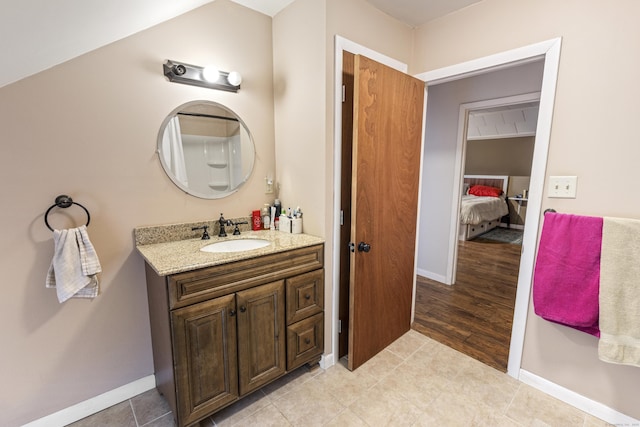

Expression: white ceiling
xmin=0 ymin=0 xmax=481 ymax=88
xmin=366 ymin=0 xmax=481 ymax=27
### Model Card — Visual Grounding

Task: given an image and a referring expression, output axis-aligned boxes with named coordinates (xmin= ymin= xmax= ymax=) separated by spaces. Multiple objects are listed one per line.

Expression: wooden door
xmin=348 ymin=54 xmax=425 ymax=370
xmin=236 ymin=280 xmax=286 ymax=395
xmin=171 ymin=294 xmax=238 ymax=426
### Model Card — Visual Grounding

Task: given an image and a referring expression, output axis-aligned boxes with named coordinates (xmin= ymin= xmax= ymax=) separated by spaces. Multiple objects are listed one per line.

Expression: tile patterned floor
xmin=69 ymin=330 xmax=613 ymax=427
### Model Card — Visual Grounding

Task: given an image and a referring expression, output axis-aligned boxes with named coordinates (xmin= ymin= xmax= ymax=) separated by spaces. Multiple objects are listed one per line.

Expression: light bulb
xmin=227 ymin=71 xmax=242 ymax=87
xmin=202 ymin=66 xmax=220 ymax=82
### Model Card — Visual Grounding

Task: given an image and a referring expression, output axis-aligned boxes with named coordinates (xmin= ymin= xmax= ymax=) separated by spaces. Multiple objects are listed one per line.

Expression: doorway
xmin=332 ymin=36 xmax=562 ymax=378
xmin=414 ymin=97 xmax=540 ymax=371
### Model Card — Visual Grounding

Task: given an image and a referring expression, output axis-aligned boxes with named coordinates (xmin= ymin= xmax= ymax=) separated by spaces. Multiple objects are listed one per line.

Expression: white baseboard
xmin=416 ymin=268 xmax=447 ymax=284
xmin=320 ymin=352 xmax=335 ymax=370
xmin=519 ymin=370 xmax=639 ymax=426
xmin=22 ymin=375 xmax=156 ymax=427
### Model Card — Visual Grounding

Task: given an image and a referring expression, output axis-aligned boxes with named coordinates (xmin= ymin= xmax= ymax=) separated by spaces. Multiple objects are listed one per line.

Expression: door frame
xmin=416 ymin=38 xmax=561 ymax=378
xmin=332 ymin=36 xmax=562 ymax=378
xmin=449 ymin=92 xmax=541 ymax=286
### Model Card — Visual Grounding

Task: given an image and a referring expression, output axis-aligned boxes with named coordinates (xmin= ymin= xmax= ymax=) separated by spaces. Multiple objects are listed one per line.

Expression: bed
xmin=458 ymin=175 xmax=510 ymax=241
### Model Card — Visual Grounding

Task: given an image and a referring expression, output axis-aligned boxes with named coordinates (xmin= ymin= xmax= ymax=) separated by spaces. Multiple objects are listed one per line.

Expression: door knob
xmin=357 ymin=242 xmax=371 ymax=252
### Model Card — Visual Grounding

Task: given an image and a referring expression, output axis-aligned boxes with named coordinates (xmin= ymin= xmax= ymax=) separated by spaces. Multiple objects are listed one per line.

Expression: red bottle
xmin=252 ymin=210 xmax=262 ymax=230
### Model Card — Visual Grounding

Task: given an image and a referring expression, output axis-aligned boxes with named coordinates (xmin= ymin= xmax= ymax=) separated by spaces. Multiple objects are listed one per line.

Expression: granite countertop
xmin=135 ymin=229 xmax=324 ymax=276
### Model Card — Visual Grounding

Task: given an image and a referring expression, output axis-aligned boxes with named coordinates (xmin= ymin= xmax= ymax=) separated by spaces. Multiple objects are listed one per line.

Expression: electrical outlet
xmin=548 ymin=176 xmax=577 ymax=198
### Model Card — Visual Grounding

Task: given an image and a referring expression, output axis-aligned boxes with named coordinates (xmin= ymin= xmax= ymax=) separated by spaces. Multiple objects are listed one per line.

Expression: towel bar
xmin=45 ymin=195 xmax=91 ymax=231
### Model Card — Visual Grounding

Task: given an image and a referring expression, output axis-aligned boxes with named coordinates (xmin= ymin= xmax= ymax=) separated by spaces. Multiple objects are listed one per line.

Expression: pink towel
xmin=533 ymin=212 xmax=602 ymax=337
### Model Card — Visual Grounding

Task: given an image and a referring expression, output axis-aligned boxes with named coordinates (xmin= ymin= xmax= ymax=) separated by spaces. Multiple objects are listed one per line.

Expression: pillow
xmin=468 ymin=184 xmax=503 ymax=197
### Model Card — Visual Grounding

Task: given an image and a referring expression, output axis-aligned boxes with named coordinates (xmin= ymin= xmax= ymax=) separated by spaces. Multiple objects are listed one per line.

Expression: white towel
xmin=46 ymin=225 xmax=102 ymax=303
xmin=598 ymin=217 xmax=640 ymax=366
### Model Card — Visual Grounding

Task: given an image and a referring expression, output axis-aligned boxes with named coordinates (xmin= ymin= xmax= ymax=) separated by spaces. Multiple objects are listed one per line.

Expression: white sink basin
xmin=200 ymin=239 xmax=271 ymax=253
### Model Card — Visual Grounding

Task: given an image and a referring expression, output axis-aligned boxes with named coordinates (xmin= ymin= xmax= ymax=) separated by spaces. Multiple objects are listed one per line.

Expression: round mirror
xmin=157 ymin=100 xmax=255 ymax=199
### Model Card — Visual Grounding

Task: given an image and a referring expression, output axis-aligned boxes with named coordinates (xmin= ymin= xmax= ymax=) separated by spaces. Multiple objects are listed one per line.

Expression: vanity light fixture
xmin=163 ymin=60 xmax=242 ymax=93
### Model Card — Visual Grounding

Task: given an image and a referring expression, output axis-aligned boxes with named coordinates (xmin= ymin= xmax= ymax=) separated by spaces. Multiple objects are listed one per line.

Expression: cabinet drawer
xmin=286 ymin=269 xmax=324 ymax=324
xmin=167 ymin=244 xmax=323 ymax=309
xmin=286 ymin=313 xmax=324 ymax=371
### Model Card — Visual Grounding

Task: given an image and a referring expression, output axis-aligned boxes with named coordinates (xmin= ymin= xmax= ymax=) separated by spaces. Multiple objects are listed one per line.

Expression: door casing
xmin=449 ymin=92 xmax=542 ymax=286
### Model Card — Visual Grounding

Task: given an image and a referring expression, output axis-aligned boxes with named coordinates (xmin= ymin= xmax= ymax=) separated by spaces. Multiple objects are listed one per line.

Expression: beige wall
xmin=413 ymin=0 xmax=640 ymax=419
xmin=0 ymin=2 xmax=275 ymax=425
xmin=273 ymin=0 xmax=327 ymax=238
xmin=465 ymin=137 xmax=534 ymax=176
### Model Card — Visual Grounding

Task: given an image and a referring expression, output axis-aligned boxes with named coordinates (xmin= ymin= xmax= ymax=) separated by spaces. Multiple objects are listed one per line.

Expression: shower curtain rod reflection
xmin=177 ymin=112 xmax=239 ymax=122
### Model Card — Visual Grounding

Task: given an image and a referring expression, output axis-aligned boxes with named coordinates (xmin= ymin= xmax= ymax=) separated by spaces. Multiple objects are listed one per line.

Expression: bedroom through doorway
xmin=413 ymin=95 xmax=541 ymax=372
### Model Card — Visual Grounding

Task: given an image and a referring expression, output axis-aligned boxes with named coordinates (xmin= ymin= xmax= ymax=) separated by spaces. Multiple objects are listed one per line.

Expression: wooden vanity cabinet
xmin=145 ymin=244 xmax=324 ymax=427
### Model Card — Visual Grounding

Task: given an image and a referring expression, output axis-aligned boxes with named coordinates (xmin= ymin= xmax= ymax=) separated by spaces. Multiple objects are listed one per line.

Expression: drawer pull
xmin=305 ymin=338 xmax=311 ymax=344
xmin=304 ymin=294 xmax=311 ymax=300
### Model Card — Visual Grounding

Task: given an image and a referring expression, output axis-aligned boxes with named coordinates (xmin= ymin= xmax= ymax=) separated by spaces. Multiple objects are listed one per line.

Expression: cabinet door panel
xmin=237 ymin=280 xmax=286 ymax=395
xmin=171 ymin=294 xmax=238 ymax=426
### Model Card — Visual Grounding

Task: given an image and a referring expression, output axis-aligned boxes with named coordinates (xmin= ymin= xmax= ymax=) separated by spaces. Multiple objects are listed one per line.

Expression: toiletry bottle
xmin=270 ymin=206 xmax=276 ymax=230
xmin=274 ymin=199 xmax=281 ymax=230
xmin=274 ymin=199 xmax=281 ymax=217
xmin=262 ymin=204 xmax=270 ymax=230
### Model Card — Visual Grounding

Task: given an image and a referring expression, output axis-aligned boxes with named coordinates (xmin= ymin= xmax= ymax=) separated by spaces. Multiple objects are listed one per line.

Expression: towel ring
xmin=544 ymin=208 xmax=557 ymax=215
xmin=44 ymin=195 xmax=91 ymax=231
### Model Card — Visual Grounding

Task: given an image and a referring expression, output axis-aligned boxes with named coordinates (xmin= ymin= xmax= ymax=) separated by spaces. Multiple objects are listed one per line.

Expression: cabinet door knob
xmin=229 ymin=309 xmax=236 ymax=317
xmin=240 ymin=306 xmax=247 ymax=313
xmin=305 ymin=338 xmax=311 ymax=344
xmin=304 ymin=294 xmax=311 ymax=300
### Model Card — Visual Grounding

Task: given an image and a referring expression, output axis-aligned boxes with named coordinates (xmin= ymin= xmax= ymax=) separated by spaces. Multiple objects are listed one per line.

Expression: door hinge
xmin=338 ymin=319 xmax=342 ymax=333
xmin=342 ymin=85 xmax=346 ymax=103
xmin=340 ymin=210 xmax=344 ymax=226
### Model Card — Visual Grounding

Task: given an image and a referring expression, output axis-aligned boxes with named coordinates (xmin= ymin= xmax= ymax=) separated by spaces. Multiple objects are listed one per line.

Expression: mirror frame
xmin=157 ymin=100 xmax=256 ymax=199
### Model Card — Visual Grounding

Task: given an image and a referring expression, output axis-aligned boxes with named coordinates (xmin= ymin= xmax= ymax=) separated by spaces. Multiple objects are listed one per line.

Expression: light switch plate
xmin=548 ymin=176 xmax=577 ymax=198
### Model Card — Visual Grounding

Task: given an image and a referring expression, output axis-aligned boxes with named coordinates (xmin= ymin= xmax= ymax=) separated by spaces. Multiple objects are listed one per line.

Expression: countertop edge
xmin=135 ymin=230 xmax=324 ymax=276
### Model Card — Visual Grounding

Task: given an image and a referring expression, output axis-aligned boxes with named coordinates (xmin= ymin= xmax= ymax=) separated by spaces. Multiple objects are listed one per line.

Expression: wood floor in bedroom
xmin=412 ymin=235 xmax=522 ymax=372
